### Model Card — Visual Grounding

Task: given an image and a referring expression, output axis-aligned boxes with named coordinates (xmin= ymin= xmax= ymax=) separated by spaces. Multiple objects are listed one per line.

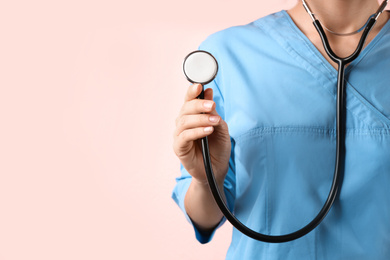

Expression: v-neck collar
xmin=252 ymin=10 xmax=390 ymax=129
xmin=281 ymin=9 xmax=390 ymax=76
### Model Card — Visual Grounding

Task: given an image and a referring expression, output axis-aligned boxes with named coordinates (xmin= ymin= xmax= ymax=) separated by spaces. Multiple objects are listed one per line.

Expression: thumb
xmin=204 ymin=88 xmax=218 ymax=114
xmin=204 ymin=87 xmax=213 ymax=101
xmin=204 ymin=88 xmax=218 ymax=116
xmin=204 ymin=88 xmax=225 ymax=122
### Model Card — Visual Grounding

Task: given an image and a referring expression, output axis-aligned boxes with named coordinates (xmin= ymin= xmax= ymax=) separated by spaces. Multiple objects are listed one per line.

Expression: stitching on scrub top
xmin=344 ymin=10 xmax=390 ymax=73
xmin=213 ymin=78 xmax=225 ymax=103
xmin=252 ymin=11 xmax=386 ymax=130
xmin=345 ymin=81 xmax=390 ymax=128
xmin=234 ymin=125 xmax=390 ymax=144
xmin=252 ymin=13 xmax=339 ymax=103
xmin=281 ymin=10 xmax=337 ymax=77
xmin=256 ymin=12 xmax=334 ymax=85
xmin=254 ymin=13 xmax=343 ymax=101
xmin=253 ymin=12 xmax=338 ymax=96
xmin=279 ymin=10 xmax=382 ymax=129
xmin=281 ymin=9 xmax=390 ymax=129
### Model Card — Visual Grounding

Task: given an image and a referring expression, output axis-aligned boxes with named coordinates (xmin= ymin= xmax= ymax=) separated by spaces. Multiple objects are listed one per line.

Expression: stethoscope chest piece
xmin=183 ymin=50 xmax=218 ymax=85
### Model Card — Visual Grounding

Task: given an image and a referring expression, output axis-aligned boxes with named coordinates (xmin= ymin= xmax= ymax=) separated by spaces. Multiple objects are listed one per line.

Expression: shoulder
xmin=198 ymin=10 xmax=290 ymax=57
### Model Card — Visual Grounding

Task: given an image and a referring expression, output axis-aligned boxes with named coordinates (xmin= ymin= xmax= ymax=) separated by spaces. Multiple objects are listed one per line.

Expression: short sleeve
xmin=171 ymin=138 xmax=236 ymax=244
xmin=171 ymin=38 xmax=236 ymax=244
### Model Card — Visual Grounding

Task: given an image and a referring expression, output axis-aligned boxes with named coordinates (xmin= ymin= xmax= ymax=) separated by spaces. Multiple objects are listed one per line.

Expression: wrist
xmin=192 ymin=177 xmax=209 ymax=186
xmin=192 ymin=176 xmax=225 ymax=191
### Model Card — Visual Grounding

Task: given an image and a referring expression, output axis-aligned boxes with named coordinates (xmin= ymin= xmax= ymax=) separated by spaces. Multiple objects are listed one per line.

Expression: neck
xmin=303 ymin=0 xmax=383 ymax=33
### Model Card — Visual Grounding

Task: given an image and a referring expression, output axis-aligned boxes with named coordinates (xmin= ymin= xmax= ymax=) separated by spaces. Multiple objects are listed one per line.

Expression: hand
xmin=173 ymin=83 xmax=231 ymax=185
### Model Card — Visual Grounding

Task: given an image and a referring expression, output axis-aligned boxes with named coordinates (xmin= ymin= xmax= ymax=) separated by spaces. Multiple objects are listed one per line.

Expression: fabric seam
xmin=235 ymin=125 xmax=390 ymax=143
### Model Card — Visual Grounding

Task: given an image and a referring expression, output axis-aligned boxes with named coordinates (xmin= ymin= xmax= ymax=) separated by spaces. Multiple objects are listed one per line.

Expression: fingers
xmin=172 ymin=123 xmax=215 ymax=158
xmin=203 ymin=88 xmax=219 ymax=116
xmin=176 ymin=126 xmax=215 ymax=145
xmin=174 ymin=83 xmax=221 ymax=147
xmin=184 ymin=83 xmax=213 ymax=102
xmin=179 ymin=98 xmax=213 ymax=116
xmin=185 ymin=83 xmax=203 ymax=102
xmin=179 ymin=90 xmax=216 ymax=117
xmin=175 ymin=113 xmax=221 ymax=136
xmin=204 ymin=86 xmax=213 ymax=101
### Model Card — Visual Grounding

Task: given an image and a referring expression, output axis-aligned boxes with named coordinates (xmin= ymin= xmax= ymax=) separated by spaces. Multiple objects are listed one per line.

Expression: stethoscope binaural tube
xmin=183 ymin=0 xmax=387 ymax=243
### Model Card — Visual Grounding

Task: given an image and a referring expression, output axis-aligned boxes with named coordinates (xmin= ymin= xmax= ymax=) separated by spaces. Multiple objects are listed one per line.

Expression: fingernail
xmin=203 ymin=101 xmax=213 ymax=109
xmin=209 ymin=116 xmax=219 ymax=122
xmin=204 ymin=126 xmax=213 ymax=132
xmin=193 ymin=84 xmax=199 ymax=92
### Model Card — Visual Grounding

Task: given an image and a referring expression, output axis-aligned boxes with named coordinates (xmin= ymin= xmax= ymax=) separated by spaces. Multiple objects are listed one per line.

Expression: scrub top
xmin=172 ymin=9 xmax=390 ymax=259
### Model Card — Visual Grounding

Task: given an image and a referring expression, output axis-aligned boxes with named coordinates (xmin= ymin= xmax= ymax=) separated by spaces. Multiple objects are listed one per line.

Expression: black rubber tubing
xmin=196 ymin=17 xmax=377 ymax=242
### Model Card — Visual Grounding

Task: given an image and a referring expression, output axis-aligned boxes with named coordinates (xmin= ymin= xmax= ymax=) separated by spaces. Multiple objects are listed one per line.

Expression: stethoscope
xmin=182 ymin=0 xmax=388 ymax=243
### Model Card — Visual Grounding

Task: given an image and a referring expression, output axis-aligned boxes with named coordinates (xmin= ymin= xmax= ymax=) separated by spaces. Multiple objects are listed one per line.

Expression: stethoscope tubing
xmin=197 ymin=16 xmax=378 ymax=242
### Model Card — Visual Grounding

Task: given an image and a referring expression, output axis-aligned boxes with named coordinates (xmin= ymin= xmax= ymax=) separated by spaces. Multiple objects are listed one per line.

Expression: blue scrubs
xmin=172 ymin=10 xmax=390 ymax=259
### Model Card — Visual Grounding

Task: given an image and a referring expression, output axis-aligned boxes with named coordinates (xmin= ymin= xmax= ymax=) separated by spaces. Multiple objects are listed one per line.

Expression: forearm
xmin=184 ymin=177 xmax=227 ymax=232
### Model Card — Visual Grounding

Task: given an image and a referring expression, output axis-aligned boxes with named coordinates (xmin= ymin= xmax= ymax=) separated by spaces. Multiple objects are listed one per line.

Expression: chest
xmin=220 ymin=44 xmax=390 ymax=139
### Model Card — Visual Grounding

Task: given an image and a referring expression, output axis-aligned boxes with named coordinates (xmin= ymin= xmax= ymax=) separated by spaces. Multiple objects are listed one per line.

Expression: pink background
xmin=4 ymin=0 xmax=386 ymax=259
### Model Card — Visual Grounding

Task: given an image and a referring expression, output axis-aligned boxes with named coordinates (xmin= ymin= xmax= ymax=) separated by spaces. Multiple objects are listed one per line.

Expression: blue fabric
xmin=171 ymin=9 xmax=390 ymax=259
